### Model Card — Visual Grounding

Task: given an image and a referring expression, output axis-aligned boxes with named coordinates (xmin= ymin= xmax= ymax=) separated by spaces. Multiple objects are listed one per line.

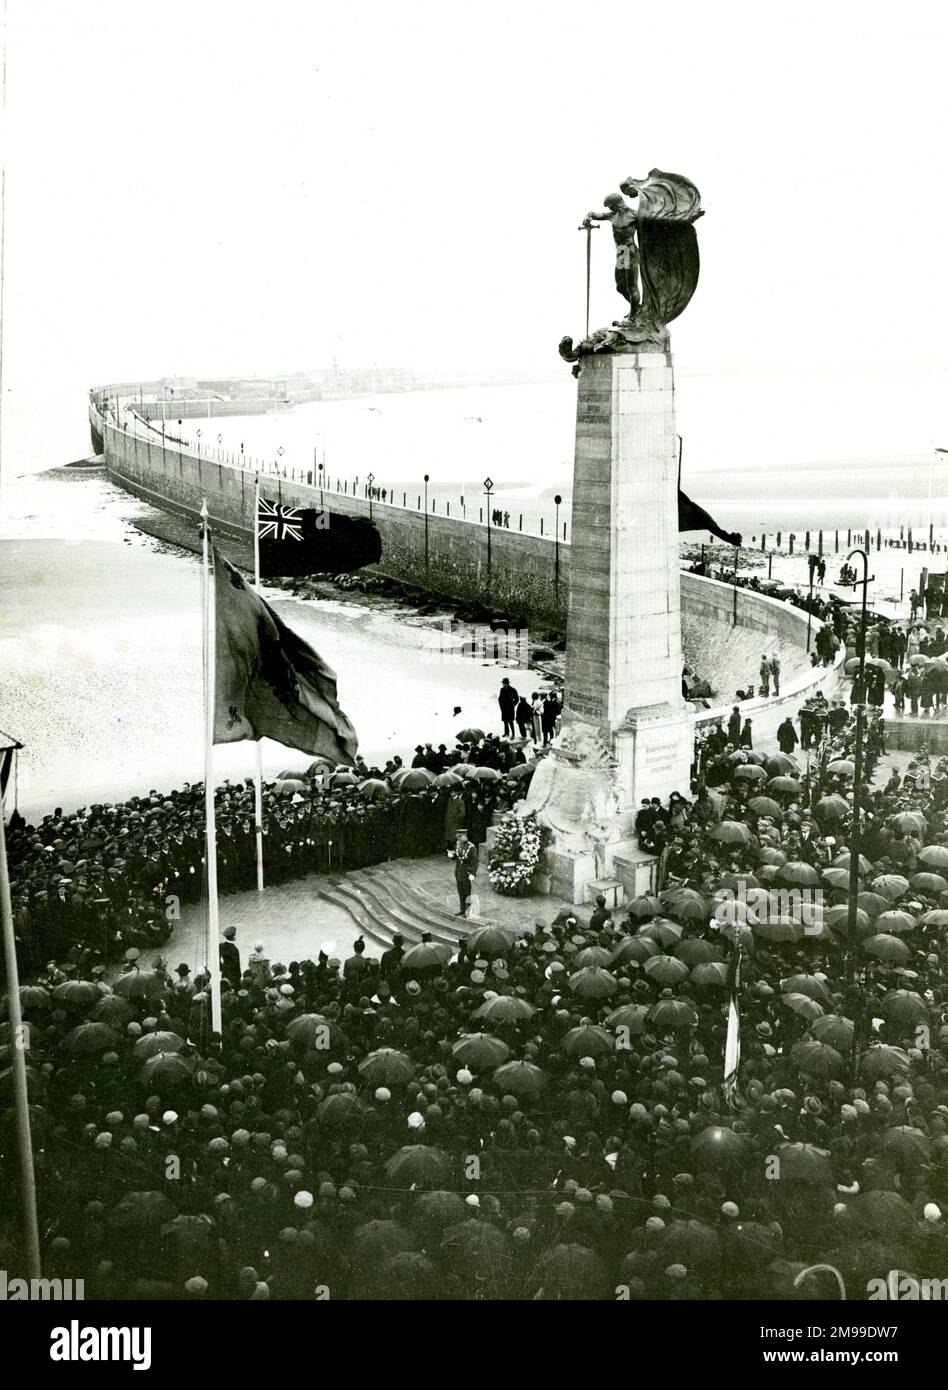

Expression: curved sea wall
xmin=681 ymin=572 xmax=845 ymax=725
xmin=91 ymin=394 xmax=843 ymax=713
xmin=95 ymin=400 xmax=571 ymax=627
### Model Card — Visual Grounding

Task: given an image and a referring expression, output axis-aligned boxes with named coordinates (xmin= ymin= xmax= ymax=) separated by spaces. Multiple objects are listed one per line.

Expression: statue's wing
xmin=625 ymin=169 xmax=702 ymax=222
xmin=639 ymin=219 xmax=700 ymax=324
xmin=619 ymin=170 xmax=703 ymax=324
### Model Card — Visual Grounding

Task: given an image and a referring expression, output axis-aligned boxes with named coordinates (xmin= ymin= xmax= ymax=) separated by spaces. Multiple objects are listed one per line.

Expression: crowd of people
xmin=3 ymin=733 xmax=542 ymax=974
xmin=15 ymin=608 xmax=948 ymax=1300
xmin=7 ymin=686 xmax=948 ymax=1299
xmin=497 ymin=680 xmax=562 ymax=745
xmin=912 ymin=585 xmax=948 ymax=623
xmin=686 ymin=558 xmax=948 ymax=725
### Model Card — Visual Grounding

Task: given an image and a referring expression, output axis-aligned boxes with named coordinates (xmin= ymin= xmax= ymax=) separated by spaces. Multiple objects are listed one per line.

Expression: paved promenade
xmin=168 ymin=854 xmax=563 ymax=972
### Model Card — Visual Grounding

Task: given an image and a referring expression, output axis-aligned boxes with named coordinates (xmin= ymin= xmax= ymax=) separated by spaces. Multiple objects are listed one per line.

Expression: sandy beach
xmin=0 ymin=527 xmax=532 ymax=818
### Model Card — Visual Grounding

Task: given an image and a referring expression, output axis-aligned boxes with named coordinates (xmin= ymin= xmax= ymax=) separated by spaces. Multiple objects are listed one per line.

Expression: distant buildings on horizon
xmin=143 ymin=364 xmax=562 ymax=404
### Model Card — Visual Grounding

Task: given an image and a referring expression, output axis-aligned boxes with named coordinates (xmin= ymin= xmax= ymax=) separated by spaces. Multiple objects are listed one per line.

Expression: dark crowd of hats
xmin=6 ymin=691 xmax=948 ymax=1299
xmin=3 ymin=735 xmax=533 ymax=977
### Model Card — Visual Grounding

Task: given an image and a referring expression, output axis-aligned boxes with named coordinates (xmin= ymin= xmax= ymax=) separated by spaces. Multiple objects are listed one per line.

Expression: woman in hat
xmin=247 ymin=942 xmax=271 ymax=988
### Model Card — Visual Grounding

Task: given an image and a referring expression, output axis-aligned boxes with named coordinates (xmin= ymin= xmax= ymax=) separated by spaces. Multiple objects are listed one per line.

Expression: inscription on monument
xmin=576 ymin=388 xmax=612 ymax=425
xmin=567 ymin=690 xmax=606 ymax=720
xmin=642 ymin=738 xmax=680 ymax=773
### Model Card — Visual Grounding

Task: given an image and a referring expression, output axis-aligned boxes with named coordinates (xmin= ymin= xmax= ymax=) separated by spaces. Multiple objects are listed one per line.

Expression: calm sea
xmin=158 ymin=368 xmax=944 ymax=534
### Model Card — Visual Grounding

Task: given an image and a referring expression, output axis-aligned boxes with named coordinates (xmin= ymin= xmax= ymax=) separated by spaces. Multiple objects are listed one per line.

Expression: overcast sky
xmin=1 ymin=0 xmax=946 ymax=468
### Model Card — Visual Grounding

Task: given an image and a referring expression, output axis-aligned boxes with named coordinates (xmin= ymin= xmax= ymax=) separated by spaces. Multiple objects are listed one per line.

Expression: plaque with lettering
xmin=576 ymin=385 xmax=613 ymax=426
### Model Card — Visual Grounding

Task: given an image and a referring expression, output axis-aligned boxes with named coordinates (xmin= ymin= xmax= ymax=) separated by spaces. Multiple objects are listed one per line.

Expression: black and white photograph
xmin=0 ymin=0 xmax=947 ymax=1351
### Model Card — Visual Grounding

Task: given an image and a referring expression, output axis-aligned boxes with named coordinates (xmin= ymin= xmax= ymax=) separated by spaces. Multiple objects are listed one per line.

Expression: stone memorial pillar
xmin=523 ymin=168 xmax=705 ymax=906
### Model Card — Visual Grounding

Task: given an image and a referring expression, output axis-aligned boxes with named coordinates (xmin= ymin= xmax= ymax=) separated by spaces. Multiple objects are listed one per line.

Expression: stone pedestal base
xmin=612 ymin=846 xmax=660 ymax=899
xmin=521 ymin=717 xmax=690 ymax=906
xmin=614 ymin=705 xmax=694 ymax=824
xmin=543 ymin=845 xmax=596 ymax=904
xmin=541 ymin=838 xmax=642 ymax=907
xmin=602 ymin=836 xmax=638 ymax=876
xmin=584 ymin=877 xmax=624 ymax=909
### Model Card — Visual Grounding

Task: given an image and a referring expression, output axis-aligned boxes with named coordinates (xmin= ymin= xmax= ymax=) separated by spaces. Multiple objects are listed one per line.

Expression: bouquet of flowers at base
xmin=488 ymin=812 xmax=545 ymax=895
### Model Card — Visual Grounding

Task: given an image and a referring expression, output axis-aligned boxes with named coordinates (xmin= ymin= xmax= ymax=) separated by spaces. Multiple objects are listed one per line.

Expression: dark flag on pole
xmin=0 ymin=745 xmax=15 ymax=804
xmin=678 ymin=489 xmax=742 ymax=548
xmin=0 ymin=737 xmax=22 ymax=823
xmin=214 ymin=550 xmax=358 ymax=762
xmin=257 ymin=501 xmax=382 ymax=579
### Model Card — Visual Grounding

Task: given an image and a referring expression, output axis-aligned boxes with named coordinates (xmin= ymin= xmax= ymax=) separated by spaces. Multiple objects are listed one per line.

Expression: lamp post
xmin=367 ymin=472 xmax=375 ymax=521
xmin=845 ymin=546 xmax=874 ymax=1074
xmin=423 ymin=473 xmax=430 ymax=574
xmin=935 ymin=448 xmax=948 ymax=555
xmin=554 ymin=493 xmax=562 ymax=608
xmin=318 ymin=462 xmax=324 ymax=510
xmin=731 ymin=542 xmax=740 ymax=626
xmin=484 ymin=476 xmax=494 ymax=599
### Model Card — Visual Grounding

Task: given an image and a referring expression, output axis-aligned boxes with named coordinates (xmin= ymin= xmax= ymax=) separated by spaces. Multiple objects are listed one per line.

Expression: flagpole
xmin=0 ymin=796 xmax=42 ymax=1278
xmin=723 ymin=940 xmax=742 ymax=1107
xmin=252 ymin=473 xmax=265 ymax=892
xmin=201 ymin=500 xmax=223 ymax=1036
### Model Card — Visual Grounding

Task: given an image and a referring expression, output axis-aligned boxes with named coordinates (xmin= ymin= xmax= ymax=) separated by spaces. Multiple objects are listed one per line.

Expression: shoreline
xmin=128 ymin=505 xmax=570 ymax=671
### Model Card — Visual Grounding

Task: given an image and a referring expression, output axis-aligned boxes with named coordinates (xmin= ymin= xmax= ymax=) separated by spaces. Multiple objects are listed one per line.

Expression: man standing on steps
xmin=454 ymin=829 xmax=479 ymax=916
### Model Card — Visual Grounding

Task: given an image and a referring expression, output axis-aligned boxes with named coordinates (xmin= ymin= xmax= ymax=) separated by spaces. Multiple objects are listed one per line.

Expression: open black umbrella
xmin=384 ymin=1145 xmax=449 ymax=1187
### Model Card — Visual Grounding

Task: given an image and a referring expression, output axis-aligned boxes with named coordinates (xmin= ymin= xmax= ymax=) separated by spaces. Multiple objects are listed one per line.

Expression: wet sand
xmin=0 ymin=532 xmax=516 ymax=819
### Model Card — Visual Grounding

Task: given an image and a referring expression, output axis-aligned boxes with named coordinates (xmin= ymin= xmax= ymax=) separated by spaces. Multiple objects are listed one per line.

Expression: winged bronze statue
xmin=560 ymin=168 xmax=704 ymax=360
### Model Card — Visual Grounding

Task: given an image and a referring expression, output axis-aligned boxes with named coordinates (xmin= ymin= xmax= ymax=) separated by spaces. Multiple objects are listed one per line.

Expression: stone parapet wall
xmin=93 ymin=397 xmax=838 ymax=690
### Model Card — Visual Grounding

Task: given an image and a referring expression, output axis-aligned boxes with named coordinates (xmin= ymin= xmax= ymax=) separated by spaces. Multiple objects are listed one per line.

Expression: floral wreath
xmin=488 ymin=811 xmax=545 ymax=895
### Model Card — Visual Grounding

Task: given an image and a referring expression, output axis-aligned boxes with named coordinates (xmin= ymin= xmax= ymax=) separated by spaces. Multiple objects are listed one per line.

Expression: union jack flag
xmin=257 ymin=499 xmax=303 ymax=541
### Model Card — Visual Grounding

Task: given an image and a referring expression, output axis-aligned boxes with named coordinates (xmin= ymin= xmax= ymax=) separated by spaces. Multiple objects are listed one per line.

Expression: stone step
xmin=321 ymin=881 xmax=413 ymax=952
xmin=328 ymin=872 xmax=459 ymax=947
xmin=319 ymin=860 xmax=499 ymax=950
xmin=362 ymin=863 xmax=494 ymax=930
xmin=318 ymin=887 xmax=394 ymax=953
